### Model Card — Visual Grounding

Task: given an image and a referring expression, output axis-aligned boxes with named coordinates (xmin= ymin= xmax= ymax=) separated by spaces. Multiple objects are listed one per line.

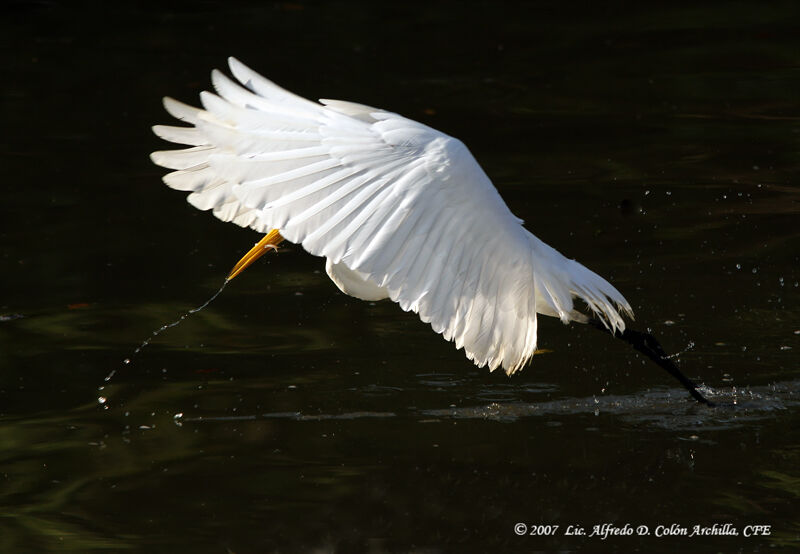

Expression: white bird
xmin=150 ymin=57 xmax=636 ymax=377
xmin=149 ymin=59 xmax=718 ymax=406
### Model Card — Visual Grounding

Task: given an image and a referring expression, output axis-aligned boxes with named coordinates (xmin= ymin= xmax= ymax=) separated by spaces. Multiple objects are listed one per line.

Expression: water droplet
xmin=735 ymin=264 xmax=741 ymax=270
xmin=97 ymin=396 xmax=107 ymax=404
xmin=122 ymin=359 xmax=130 ymax=365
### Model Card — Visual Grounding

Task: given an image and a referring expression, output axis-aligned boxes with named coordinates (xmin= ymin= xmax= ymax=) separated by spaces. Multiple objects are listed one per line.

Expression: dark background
xmin=2 ymin=1 xmax=799 ymax=552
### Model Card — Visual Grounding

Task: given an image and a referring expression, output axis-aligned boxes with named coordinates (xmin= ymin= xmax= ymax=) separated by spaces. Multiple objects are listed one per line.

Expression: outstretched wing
xmin=151 ymin=57 xmax=630 ymax=373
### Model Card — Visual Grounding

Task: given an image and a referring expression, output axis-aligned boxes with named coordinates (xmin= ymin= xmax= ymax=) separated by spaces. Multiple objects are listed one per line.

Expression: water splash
xmin=101 ymin=279 xmax=229 ymax=389
xmin=133 ymin=280 xmax=229 ymax=358
xmin=665 ymin=340 xmax=695 ymax=360
xmin=418 ymin=380 xmax=799 ymax=429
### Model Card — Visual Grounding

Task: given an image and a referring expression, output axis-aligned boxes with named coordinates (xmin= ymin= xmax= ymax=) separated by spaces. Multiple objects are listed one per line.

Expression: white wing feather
xmin=151 ymin=57 xmax=633 ymax=374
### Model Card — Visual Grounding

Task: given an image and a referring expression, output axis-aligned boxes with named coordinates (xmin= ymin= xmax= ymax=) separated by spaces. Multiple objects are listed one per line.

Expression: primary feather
xmin=151 ymin=57 xmax=633 ymax=374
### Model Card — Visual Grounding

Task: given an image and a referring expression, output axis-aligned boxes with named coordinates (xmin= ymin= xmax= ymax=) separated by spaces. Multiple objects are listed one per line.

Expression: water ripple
xmin=420 ymin=380 xmax=800 ymax=430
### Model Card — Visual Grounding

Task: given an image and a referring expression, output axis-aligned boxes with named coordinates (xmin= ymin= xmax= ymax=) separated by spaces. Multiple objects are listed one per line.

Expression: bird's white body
xmin=151 ymin=58 xmax=632 ymax=374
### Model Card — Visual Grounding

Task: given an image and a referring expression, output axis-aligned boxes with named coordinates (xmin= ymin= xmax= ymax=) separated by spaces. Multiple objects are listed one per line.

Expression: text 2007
xmin=528 ymin=525 xmax=559 ymax=536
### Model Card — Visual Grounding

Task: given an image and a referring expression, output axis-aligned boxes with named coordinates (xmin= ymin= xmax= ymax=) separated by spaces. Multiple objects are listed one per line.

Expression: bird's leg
xmin=227 ymin=229 xmax=285 ymax=281
xmin=587 ymin=317 xmax=715 ymax=407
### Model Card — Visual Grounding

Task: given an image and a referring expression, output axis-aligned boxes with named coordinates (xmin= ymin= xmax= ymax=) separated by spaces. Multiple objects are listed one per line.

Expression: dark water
xmin=3 ymin=2 xmax=800 ymax=552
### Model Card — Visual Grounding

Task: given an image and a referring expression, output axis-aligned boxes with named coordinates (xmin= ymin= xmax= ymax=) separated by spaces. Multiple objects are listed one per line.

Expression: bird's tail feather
xmin=529 ymin=234 xmax=633 ymax=334
xmin=565 ymin=258 xmax=633 ymax=333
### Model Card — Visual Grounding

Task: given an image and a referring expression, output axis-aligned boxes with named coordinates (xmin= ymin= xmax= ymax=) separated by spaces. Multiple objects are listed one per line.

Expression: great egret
xmin=151 ymin=57 xmax=713 ymax=405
